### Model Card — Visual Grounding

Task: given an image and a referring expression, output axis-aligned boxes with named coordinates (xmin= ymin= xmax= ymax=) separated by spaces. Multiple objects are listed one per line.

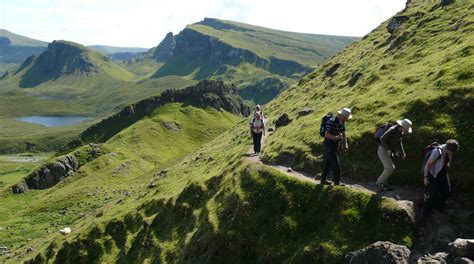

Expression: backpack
xmin=374 ymin=123 xmax=393 ymax=143
xmin=420 ymin=142 xmax=442 ymax=175
xmin=319 ymin=113 xmax=334 ymax=137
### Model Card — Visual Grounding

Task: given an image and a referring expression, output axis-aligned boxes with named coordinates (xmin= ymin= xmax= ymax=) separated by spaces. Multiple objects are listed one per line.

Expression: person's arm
xmin=342 ymin=131 xmax=348 ymax=148
xmin=399 ymin=137 xmax=406 ymax=160
xmin=325 ymin=130 xmax=341 ymax=140
xmin=423 ymin=150 xmax=440 ymax=185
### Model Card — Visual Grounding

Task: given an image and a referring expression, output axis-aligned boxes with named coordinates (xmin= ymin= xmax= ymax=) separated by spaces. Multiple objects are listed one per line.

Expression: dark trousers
xmin=252 ymin=132 xmax=263 ymax=153
xmin=321 ymin=139 xmax=341 ymax=184
xmin=422 ymin=169 xmax=451 ymax=219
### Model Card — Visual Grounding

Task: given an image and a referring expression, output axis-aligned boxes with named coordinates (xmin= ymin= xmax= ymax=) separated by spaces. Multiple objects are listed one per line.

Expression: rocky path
xmin=245 ymin=131 xmax=474 ymax=262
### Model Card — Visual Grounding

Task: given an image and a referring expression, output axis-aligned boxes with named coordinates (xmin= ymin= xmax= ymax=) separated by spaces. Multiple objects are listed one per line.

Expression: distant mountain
xmin=0 ymin=29 xmax=48 ymax=74
xmin=136 ymin=18 xmax=359 ymax=104
xmin=10 ymin=40 xmax=134 ymax=88
xmin=88 ymin=45 xmax=148 ymax=61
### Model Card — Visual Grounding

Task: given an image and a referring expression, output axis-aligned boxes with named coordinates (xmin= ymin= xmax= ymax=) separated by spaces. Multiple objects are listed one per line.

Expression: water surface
xmin=16 ymin=116 xmax=90 ymax=127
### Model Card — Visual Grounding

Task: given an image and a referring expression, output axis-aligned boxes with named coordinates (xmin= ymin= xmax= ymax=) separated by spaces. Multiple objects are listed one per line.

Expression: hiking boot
xmin=320 ymin=180 xmax=332 ymax=185
xmin=378 ymin=183 xmax=394 ymax=192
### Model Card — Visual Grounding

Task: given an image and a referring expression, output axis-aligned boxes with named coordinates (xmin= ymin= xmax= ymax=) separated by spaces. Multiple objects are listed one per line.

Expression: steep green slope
xmin=145 ymin=18 xmax=358 ymax=104
xmin=18 ymin=119 xmax=413 ymax=264
xmin=0 ymin=103 xmax=241 ymax=263
xmin=260 ymin=0 xmax=473 ymax=188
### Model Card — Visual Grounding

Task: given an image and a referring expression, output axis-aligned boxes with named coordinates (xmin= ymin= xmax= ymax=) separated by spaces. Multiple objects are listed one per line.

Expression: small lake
xmin=15 ymin=116 xmax=90 ymax=127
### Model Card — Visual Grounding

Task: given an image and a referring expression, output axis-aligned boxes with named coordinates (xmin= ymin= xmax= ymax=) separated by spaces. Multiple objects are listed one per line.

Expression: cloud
xmin=1 ymin=0 xmax=406 ymax=47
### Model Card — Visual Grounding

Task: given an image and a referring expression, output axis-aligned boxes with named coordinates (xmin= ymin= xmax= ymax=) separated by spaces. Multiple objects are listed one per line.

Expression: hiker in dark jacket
xmin=376 ymin=118 xmax=412 ymax=191
xmin=250 ymin=112 xmax=265 ymax=155
xmin=422 ymin=139 xmax=459 ymax=220
xmin=320 ymin=107 xmax=352 ymax=186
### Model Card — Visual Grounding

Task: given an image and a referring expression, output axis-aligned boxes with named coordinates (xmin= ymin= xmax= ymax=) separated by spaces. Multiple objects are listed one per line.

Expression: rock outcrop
xmin=65 ymin=80 xmax=250 ymax=149
xmin=449 ymin=239 xmax=474 ymax=259
xmin=12 ymin=144 xmax=104 ymax=194
xmin=297 ymin=107 xmax=314 ymax=118
xmin=153 ymin=32 xmax=176 ymax=62
xmin=345 ymin=241 xmax=411 ymax=264
xmin=274 ymin=113 xmax=292 ymax=129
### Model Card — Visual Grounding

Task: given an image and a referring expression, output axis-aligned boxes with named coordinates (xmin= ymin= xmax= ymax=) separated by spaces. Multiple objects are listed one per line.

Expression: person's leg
xmin=375 ymin=145 xmax=395 ymax=186
xmin=252 ymin=132 xmax=257 ymax=153
xmin=255 ymin=132 xmax=262 ymax=153
xmin=435 ymin=171 xmax=451 ymax=212
xmin=321 ymin=140 xmax=333 ymax=183
xmin=422 ymin=175 xmax=440 ymax=220
xmin=325 ymin=141 xmax=340 ymax=184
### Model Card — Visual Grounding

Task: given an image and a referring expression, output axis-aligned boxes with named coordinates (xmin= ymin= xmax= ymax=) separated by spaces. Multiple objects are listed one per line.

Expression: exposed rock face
xmin=274 ymin=113 xmax=292 ymax=129
xmin=12 ymin=155 xmax=79 ymax=194
xmin=66 ymin=80 xmax=250 ymax=149
xmin=19 ymin=40 xmax=99 ymax=87
xmin=12 ymin=144 xmax=104 ymax=193
xmin=155 ymin=28 xmax=312 ymax=78
xmin=387 ymin=16 xmax=410 ymax=34
xmin=153 ymin=32 xmax=175 ymax=62
xmin=441 ymin=0 xmax=454 ymax=6
xmin=345 ymin=241 xmax=411 ymax=264
xmin=325 ymin=63 xmax=341 ymax=77
xmin=348 ymin=71 xmax=363 ymax=86
xmin=31 ymin=40 xmax=97 ymax=76
xmin=449 ymin=239 xmax=474 ymax=258
xmin=297 ymin=107 xmax=314 ymax=118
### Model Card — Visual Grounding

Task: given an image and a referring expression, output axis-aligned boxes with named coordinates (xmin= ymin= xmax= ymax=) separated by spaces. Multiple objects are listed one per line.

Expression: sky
xmin=0 ymin=0 xmax=407 ymax=48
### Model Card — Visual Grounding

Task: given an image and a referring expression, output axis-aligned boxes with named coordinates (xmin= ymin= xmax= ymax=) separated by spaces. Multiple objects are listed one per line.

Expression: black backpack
xmin=374 ymin=123 xmax=393 ymax=143
xmin=420 ymin=142 xmax=442 ymax=175
xmin=319 ymin=113 xmax=334 ymax=137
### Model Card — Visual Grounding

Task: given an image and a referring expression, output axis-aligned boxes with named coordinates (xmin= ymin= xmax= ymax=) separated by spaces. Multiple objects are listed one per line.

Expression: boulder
xmin=454 ymin=257 xmax=474 ymax=264
xmin=449 ymin=239 xmax=474 ymax=258
xmin=59 ymin=227 xmax=71 ymax=235
xmin=387 ymin=16 xmax=409 ymax=34
xmin=416 ymin=252 xmax=448 ymax=263
xmin=441 ymin=0 xmax=454 ymax=6
xmin=325 ymin=63 xmax=341 ymax=77
xmin=274 ymin=113 xmax=292 ymax=129
xmin=345 ymin=241 xmax=411 ymax=264
xmin=297 ymin=107 xmax=314 ymax=118
xmin=348 ymin=71 xmax=362 ymax=86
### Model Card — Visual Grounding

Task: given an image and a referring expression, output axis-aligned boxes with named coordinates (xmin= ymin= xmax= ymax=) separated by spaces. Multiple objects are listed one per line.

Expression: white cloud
xmin=0 ymin=0 xmax=406 ymax=47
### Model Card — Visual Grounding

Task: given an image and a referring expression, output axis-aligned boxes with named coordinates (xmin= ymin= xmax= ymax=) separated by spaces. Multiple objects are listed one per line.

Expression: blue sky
xmin=0 ymin=0 xmax=406 ymax=48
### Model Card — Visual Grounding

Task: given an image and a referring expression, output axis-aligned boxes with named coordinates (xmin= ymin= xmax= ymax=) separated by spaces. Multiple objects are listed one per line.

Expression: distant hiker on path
xmin=421 ymin=139 xmax=460 ymax=220
xmin=375 ymin=118 xmax=413 ymax=192
xmin=253 ymin=104 xmax=264 ymax=120
xmin=320 ymin=107 xmax=352 ymax=186
xmin=250 ymin=112 xmax=265 ymax=155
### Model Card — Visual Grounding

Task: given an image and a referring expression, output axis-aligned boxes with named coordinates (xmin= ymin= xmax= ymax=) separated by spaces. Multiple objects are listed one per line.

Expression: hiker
xmin=375 ymin=118 xmax=413 ymax=192
xmin=253 ymin=104 xmax=264 ymax=120
xmin=422 ymin=139 xmax=460 ymax=220
xmin=320 ymin=107 xmax=352 ymax=186
xmin=250 ymin=112 xmax=265 ymax=155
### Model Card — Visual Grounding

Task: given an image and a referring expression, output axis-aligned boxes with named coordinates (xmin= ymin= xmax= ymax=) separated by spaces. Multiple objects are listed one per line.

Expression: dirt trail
xmin=246 ymin=132 xmax=422 ymax=205
xmin=245 ymin=131 xmax=473 ymax=259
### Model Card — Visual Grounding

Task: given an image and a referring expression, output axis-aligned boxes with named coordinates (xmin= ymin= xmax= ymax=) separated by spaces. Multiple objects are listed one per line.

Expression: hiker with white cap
xmin=320 ymin=107 xmax=352 ymax=186
xmin=375 ymin=118 xmax=413 ymax=192
xmin=250 ymin=112 xmax=265 ymax=155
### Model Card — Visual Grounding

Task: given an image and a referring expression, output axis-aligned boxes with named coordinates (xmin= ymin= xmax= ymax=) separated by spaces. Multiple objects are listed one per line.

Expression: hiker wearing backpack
xmin=319 ymin=108 xmax=352 ymax=186
xmin=375 ymin=118 xmax=413 ymax=192
xmin=421 ymin=139 xmax=460 ymax=220
xmin=250 ymin=112 xmax=265 ymax=155
xmin=253 ymin=105 xmax=264 ymax=120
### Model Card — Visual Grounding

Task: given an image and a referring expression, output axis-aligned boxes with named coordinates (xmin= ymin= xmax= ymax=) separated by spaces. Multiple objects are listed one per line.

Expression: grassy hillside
xmin=0 ymin=29 xmax=47 ymax=47
xmin=88 ymin=45 xmax=148 ymax=55
xmin=10 ymin=116 xmax=412 ymax=263
xmin=0 ymin=103 xmax=241 ymax=263
xmin=260 ymin=0 xmax=473 ymax=189
xmin=0 ymin=40 xmax=196 ymax=152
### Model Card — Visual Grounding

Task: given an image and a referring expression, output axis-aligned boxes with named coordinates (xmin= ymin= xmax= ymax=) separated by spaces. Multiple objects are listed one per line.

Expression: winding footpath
xmin=245 ymin=131 xmax=472 ymax=258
